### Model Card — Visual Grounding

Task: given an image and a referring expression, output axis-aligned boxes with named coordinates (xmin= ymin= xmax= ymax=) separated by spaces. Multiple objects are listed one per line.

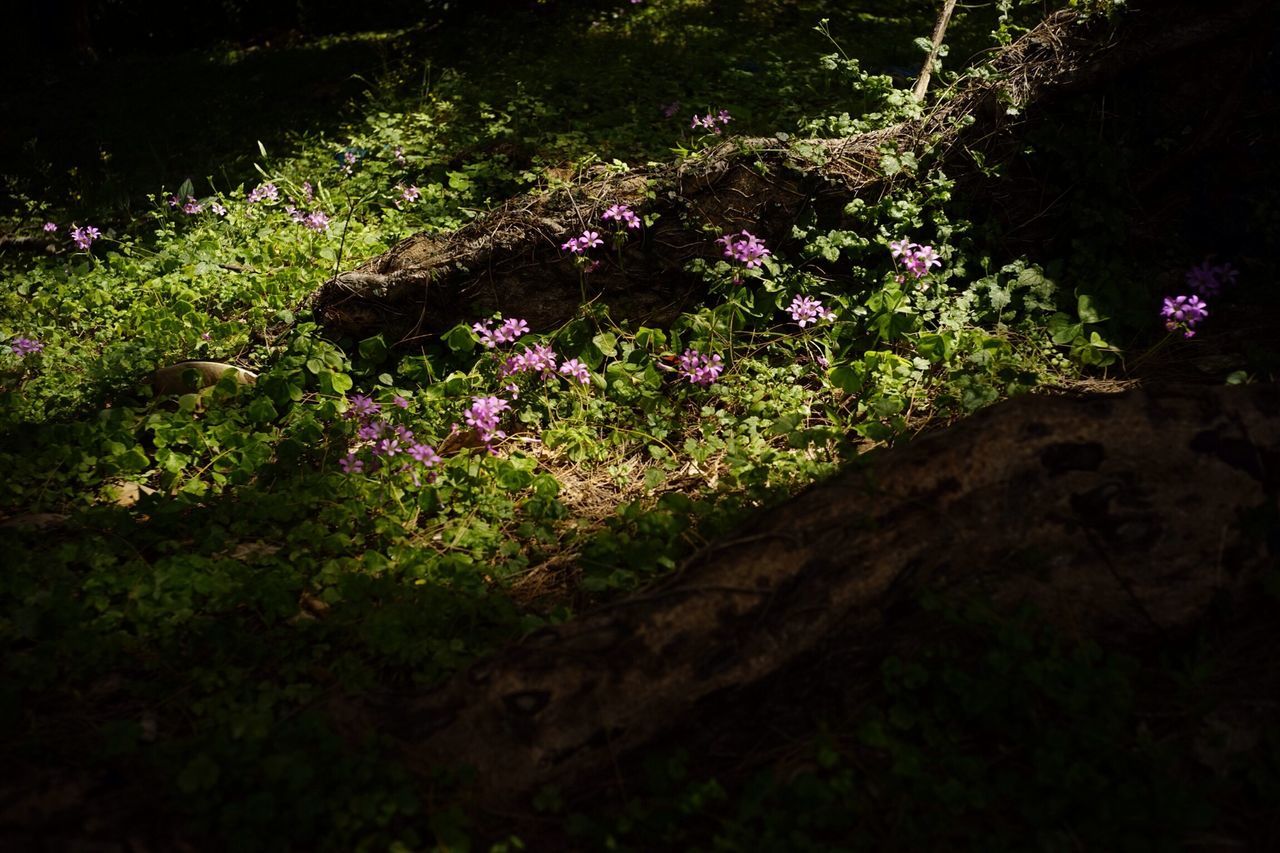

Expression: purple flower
xmin=357 ymin=420 xmax=387 ymax=441
xmin=42 ymin=222 xmax=57 ymax=233
xmin=465 ymin=395 xmax=510 ymax=446
xmin=182 ymin=197 xmax=203 ymax=215
xmin=1185 ymin=260 xmax=1238 ymax=298
xmin=247 ymin=183 xmax=278 ymax=203
xmin=210 ymin=202 xmax=227 ymax=216
xmin=400 ymin=185 xmax=420 ymax=205
xmin=302 ymin=211 xmax=330 ymax=232
xmin=788 ymin=295 xmax=836 ymax=328
xmin=9 ymin=337 xmax=44 ymax=357
xmin=375 ymin=437 xmax=403 ymax=458
xmin=602 ymin=204 xmax=642 ymax=230
xmin=523 ymin=343 xmax=558 ymax=375
xmin=200 ymin=331 xmax=212 ymax=341
xmin=338 ymin=452 xmax=365 ymax=474
xmin=70 ymin=225 xmax=101 ymax=251
xmin=559 ymin=358 xmax=590 ymax=384
xmin=1161 ymin=294 xmax=1208 ymax=338
xmin=718 ymin=230 xmax=771 ymax=270
xmin=409 ymin=443 xmax=441 ymax=467
xmin=889 ymin=238 xmax=943 ymax=280
xmin=562 ymin=230 xmax=603 ymax=254
xmin=167 ymin=194 xmax=181 ymax=208
xmin=691 ymin=109 xmax=732 ymax=134
xmin=473 ymin=316 xmax=529 ymax=348
xmin=345 ymin=393 xmax=381 ymax=420
xmin=676 ymin=348 xmax=724 ymax=386
xmin=301 ymin=181 xmax=314 ymax=202
xmin=392 ymin=395 xmax=410 ymax=409
xmin=393 ymin=146 xmax=406 ymax=166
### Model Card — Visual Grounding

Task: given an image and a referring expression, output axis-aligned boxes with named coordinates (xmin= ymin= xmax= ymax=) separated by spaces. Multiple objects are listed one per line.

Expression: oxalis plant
xmin=0 ymin=0 xmax=1253 ymax=848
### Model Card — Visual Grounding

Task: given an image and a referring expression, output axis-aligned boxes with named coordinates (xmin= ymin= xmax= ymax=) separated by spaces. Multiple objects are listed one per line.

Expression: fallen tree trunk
xmin=309 ymin=1 xmax=1266 ymax=345
xmin=367 ymin=382 xmax=1278 ymax=805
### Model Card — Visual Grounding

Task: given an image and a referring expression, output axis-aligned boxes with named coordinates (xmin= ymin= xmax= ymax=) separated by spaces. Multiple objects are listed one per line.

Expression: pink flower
xmin=248 ymin=183 xmax=278 ymax=203
xmin=392 ymin=395 xmax=410 ymax=409
xmin=182 ymin=197 xmax=203 ymax=214
xmin=302 ymin=211 xmax=330 ymax=232
xmin=889 ymin=238 xmax=943 ymax=281
xmin=788 ymin=295 xmax=836 ymax=328
xmin=718 ymin=230 xmax=771 ymax=270
xmin=9 ymin=337 xmax=44 ymax=357
xmin=676 ymin=348 xmax=724 ymax=386
xmin=1161 ymin=294 xmax=1208 ymax=338
xmin=559 ymin=358 xmax=590 ymax=384
xmin=691 ymin=109 xmax=732 ymax=134
xmin=409 ymin=443 xmax=441 ymax=467
xmin=42 ymin=222 xmax=57 ymax=232
xmin=465 ymin=395 xmax=510 ymax=446
xmin=210 ymin=202 xmax=227 ymax=216
xmin=602 ymin=204 xmax=642 ymax=230
xmin=562 ymin=230 xmax=603 ymax=254
xmin=70 ymin=225 xmax=101 ymax=251
xmin=339 ymin=452 xmax=365 ymax=474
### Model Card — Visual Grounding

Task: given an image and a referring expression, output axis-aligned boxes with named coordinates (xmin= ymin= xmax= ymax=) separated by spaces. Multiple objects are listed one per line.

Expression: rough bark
xmin=309 ymin=0 xmax=1266 ymax=345
xmin=365 ymin=382 xmax=1279 ymax=805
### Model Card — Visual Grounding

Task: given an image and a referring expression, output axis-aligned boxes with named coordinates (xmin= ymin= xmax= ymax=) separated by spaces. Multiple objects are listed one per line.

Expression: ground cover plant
xmin=2 ymin=0 xmax=1278 ymax=849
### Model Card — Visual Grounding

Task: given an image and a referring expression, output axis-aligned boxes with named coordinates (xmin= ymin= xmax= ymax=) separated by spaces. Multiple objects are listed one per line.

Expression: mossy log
xmin=309 ymin=1 xmax=1264 ymax=346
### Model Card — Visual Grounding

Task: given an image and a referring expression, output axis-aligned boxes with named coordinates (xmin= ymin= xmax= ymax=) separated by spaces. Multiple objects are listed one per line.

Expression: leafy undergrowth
xmin=1 ymin=0 xmax=1275 ymax=849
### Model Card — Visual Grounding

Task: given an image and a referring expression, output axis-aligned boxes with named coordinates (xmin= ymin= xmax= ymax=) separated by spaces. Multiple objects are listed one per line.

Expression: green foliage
xmin=0 ymin=0 xmax=1158 ymax=848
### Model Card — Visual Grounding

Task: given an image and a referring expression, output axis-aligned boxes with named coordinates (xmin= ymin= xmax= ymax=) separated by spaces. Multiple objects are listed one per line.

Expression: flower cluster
xmin=42 ymin=222 xmax=57 ymax=233
xmin=182 ymin=197 xmax=203 ymax=215
xmin=465 ymin=395 xmax=510 ymax=447
xmin=473 ymin=316 xmax=530 ymax=348
xmin=788 ymin=295 xmax=836 ymax=328
xmin=561 ymin=230 xmax=604 ymax=254
xmin=691 ymin=109 xmax=732 ymax=134
xmin=602 ymin=204 xmax=641 ymax=230
xmin=718 ymin=230 xmax=771 ymax=270
xmin=396 ymin=184 xmax=421 ymax=207
xmin=1161 ymin=294 xmax=1209 ymax=338
xmin=71 ymin=225 xmax=101 ymax=251
xmin=889 ymin=238 xmax=942 ymax=281
xmin=339 ymin=393 xmax=441 ymax=479
xmin=9 ymin=337 xmax=44 ymax=357
xmin=501 ymin=342 xmax=558 ymax=378
xmin=1185 ymin=260 xmax=1238 ymax=298
xmin=247 ymin=183 xmax=279 ymax=203
xmin=677 ymin=348 xmax=724 ymax=386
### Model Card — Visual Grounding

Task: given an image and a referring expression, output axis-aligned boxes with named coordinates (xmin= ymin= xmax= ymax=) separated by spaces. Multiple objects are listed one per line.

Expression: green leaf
xmin=444 ymin=324 xmax=477 ymax=353
xmin=247 ymin=397 xmax=279 ymax=424
xmin=1077 ymin=294 xmax=1107 ymax=324
xmin=591 ymin=332 xmax=618 ymax=357
xmin=828 ymin=365 xmax=865 ymax=394
xmin=358 ymin=335 xmax=388 ymax=364
xmin=917 ymin=332 xmax=954 ymax=364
